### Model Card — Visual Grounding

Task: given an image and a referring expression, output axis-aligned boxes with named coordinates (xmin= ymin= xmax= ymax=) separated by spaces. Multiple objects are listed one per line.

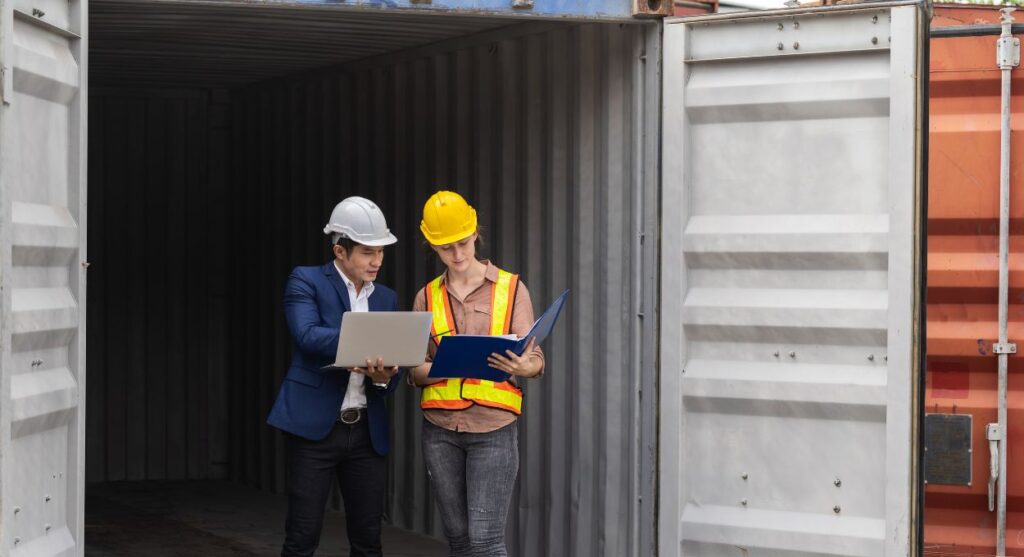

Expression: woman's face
xmin=432 ymin=233 xmax=478 ymax=274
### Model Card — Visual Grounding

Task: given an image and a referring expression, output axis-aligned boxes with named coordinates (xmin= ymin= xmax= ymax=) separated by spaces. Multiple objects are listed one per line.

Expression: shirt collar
xmin=334 ymin=261 xmax=374 ymax=297
xmin=440 ymin=260 xmax=499 ymax=285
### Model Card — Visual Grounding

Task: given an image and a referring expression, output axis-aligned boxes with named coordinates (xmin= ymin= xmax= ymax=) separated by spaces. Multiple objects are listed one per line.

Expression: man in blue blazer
xmin=268 ymin=196 xmax=402 ymax=557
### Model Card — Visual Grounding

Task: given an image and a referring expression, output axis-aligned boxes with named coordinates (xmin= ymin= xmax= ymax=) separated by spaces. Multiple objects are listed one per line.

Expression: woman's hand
xmin=487 ymin=337 xmax=543 ymax=378
xmin=351 ymin=357 xmax=399 ymax=385
xmin=409 ymin=362 xmax=443 ymax=387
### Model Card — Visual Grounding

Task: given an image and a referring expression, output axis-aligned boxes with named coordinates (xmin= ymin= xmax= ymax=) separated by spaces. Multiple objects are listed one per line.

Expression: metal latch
xmin=994 ymin=342 xmax=1017 ymax=354
xmin=987 ymin=423 xmax=1003 ymax=512
xmin=999 ymin=8 xmax=1021 ymax=69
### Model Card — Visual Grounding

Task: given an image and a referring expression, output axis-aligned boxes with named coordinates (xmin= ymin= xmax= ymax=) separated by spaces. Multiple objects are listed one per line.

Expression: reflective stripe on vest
xmin=420 ymin=269 xmax=524 ymax=415
xmin=461 ymin=379 xmax=523 ymax=414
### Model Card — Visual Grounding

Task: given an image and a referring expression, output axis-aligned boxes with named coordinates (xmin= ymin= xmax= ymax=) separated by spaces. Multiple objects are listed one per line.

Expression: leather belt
xmin=338 ymin=408 xmax=366 ymax=425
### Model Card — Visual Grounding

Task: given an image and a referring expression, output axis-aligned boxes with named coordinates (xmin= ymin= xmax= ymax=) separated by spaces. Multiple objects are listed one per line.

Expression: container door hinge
xmin=994 ymin=342 xmax=1017 ymax=354
xmin=987 ymin=423 xmax=1003 ymax=512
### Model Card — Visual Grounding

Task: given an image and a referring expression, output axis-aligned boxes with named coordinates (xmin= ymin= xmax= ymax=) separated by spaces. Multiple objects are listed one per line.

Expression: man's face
xmin=335 ymin=243 xmax=385 ymax=285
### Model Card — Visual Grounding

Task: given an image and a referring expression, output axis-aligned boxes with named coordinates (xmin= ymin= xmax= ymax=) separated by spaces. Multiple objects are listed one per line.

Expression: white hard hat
xmin=323 ymin=196 xmax=398 ymax=247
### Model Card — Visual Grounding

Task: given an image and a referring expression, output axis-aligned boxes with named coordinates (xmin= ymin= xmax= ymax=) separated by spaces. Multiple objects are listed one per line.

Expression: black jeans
xmin=421 ymin=419 xmax=519 ymax=557
xmin=281 ymin=418 xmax=387 ymax=557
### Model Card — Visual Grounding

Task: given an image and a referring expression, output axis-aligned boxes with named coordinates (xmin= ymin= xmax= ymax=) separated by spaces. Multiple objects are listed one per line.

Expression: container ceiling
xmin=90 ymin=0 xmax=517 ymax=89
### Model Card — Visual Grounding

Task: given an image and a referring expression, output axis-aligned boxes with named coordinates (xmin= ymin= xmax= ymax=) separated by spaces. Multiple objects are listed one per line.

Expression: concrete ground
xmin=85 ymin=481 xmax=446 ymax=557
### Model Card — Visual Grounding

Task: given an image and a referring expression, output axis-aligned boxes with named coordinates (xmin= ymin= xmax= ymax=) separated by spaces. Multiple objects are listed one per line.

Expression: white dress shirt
xmin=336 ymin=262 xmax=373 ymax=411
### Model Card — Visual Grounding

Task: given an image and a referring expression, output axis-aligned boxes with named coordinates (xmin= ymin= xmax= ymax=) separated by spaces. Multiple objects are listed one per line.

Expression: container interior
xmin=86 ymin=1 xmax=660 ymax=554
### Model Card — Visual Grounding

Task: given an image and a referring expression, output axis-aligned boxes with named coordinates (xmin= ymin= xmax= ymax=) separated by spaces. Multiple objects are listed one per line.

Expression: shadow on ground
xmin=85 ymin=480 xmax=446 ymax=557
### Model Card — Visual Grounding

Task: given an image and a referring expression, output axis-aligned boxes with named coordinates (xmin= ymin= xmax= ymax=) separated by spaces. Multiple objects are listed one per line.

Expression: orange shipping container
xmin=927 ymin=5 xmax=1024 ymax=555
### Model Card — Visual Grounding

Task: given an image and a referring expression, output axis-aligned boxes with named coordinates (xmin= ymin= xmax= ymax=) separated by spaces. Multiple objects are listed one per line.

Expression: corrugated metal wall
xmin=89 ymin=0 xmax=510 ymax=89
xmin=86 ymin=90 xmax=232 ymax=483
xmin=227 ymin=21 xmax=660 ymax=557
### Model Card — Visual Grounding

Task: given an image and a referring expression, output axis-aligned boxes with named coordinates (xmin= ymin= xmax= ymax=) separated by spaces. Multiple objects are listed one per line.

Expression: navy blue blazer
xmin=267 ymin=261 xmax=401 ymax=455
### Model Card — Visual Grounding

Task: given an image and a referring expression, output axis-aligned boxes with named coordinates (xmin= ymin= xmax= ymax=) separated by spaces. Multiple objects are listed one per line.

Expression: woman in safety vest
xmin=409 ymin=190 xmax=544 ymax=557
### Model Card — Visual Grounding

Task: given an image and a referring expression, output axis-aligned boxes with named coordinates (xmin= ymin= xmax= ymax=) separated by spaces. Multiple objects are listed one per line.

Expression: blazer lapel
xmin=368 ymin=288 xmax=387 ymax=312
xmin=322 ymin=261 xmax=352 ymax=313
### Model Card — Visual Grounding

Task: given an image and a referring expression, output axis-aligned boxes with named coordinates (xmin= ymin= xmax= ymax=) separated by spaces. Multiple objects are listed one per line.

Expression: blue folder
xmin=428 ymin=290 xmax=569 ymax=382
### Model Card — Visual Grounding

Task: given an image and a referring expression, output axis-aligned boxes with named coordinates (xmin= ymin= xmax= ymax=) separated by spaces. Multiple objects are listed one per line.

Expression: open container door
xmin=0 ymin=0 xmax=88 ymax=555
xmin=659 ymin=2 xmax=927 ymax=555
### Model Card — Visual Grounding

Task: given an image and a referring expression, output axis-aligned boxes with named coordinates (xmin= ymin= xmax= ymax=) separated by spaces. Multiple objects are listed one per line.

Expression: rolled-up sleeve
xmin=510 ymin=281 xmax=545 ymax=376
xmin=413 ymin=287 xmax=436 ymax=362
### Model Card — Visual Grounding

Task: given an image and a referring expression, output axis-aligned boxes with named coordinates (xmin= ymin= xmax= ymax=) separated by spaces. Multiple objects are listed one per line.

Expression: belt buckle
xmin=339 ymin=409 xmax=361 ymax=425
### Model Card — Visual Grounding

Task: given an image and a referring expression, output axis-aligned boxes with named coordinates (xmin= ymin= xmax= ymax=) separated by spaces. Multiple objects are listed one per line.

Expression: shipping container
xmin=0 ymin=0 xmax=944 ymax=556
xmin=924 ymin=4 xmax=1024 ymax=555
xmin=6 ymin=1 xmax=665 ymax=556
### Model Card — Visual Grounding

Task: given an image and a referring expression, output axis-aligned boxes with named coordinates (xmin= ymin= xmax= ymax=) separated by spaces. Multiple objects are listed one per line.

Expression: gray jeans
xmin=422 ymin=419 xmax=519 ymax=557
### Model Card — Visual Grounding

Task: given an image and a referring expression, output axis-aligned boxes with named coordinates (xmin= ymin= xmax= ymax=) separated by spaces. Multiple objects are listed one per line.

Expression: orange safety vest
xmin=420 ymin=269 xmax=524 ymax=415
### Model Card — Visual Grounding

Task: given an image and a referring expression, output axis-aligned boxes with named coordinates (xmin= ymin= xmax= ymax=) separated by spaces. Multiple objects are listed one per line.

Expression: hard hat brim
xmin=420 ymin=222 xmax=475 ymax=247
xmin=323 ymin=224 xmax=398 ymax=247
xmin=358 ymin=233 xmax=398 ymax=247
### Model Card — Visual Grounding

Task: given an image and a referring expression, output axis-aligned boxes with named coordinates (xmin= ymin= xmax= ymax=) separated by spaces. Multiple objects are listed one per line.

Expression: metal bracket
xmin=997 ymin=36 xmax=1020 ymax=69
xmin=994 ymin=342 xmax=1017 ymax=354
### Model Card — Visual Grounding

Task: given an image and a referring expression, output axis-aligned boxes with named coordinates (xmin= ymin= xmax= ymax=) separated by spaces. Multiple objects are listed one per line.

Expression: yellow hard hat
xmin=420 ymin=191 xmax=478 ymax=246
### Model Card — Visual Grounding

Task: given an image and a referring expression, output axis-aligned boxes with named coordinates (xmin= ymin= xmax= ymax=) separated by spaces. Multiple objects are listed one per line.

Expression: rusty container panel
xmin=926 ymin=6 xmax=1024 ymax=554
xmin=672 ymin=0 xmax=715 ymax=16
xmin=933 ymin=4 xmax=1010 ymax=29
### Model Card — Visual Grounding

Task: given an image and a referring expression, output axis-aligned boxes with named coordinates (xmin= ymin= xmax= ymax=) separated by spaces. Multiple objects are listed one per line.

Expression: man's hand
xmin=351 ymin=356 xmax=399 ymax=385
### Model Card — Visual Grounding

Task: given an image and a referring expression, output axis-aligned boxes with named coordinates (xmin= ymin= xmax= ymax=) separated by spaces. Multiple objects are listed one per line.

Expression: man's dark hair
xmin=331 ymin=235 xmax=358 ymax=256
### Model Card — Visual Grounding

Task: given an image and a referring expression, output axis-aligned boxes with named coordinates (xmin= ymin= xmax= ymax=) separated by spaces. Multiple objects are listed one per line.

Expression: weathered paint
xmin=925 ymin=5 xmax=1024 ymax=555
xmin=672 ymin=0 xmax=715 ymax=16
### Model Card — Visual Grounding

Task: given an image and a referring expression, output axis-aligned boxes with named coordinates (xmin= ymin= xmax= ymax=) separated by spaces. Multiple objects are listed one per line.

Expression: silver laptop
xmin=327 ymin=311 xmax=433 ymax=368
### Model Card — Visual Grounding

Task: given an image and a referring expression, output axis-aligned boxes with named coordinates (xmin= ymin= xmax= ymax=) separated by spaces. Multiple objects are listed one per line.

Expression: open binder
xmin=428 ymin=289 xmax=569 ymax=382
